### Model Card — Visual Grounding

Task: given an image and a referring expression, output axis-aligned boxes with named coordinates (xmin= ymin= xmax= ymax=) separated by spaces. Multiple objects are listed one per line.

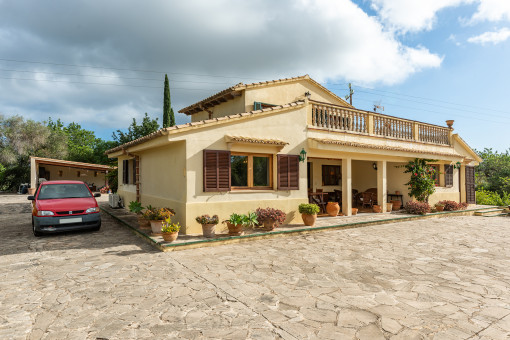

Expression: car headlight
xmin=37 ymin=211 xmax=54 ymax=216
xmin=85 ymin=207 xmax=100 ymax=213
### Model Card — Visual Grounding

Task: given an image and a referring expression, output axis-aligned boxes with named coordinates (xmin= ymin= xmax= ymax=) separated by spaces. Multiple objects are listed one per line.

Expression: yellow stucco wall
xmin=36 ymin=164 xmax=107 ymax=189
xmin=190 ymin=93 xmax=246 ymax=122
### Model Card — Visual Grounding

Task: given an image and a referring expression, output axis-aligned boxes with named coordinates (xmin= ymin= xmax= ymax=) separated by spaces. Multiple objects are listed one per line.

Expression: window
xmin=231 ymin=152 xmax=272 ymax=189
xmin=122 ymin=160 xmax=129 ymax=184
xmin=444 ymin=164 xmax=453 ymax=187
xmin=322 ymin=165 xmax=341 ymax=186
xmin=431 ymin=164 xmax=440 ymax=186
xmin=254 ymin=101 xmax=277 ymax=110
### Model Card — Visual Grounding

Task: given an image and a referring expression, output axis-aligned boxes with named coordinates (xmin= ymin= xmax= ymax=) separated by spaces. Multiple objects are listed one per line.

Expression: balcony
xmin=309 ymin=101 xmax=451 ymax=146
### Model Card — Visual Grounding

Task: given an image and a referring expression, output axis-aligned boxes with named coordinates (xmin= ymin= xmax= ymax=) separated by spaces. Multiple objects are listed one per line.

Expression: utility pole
xmin=345 ymin=83 xmax=354 ymax=105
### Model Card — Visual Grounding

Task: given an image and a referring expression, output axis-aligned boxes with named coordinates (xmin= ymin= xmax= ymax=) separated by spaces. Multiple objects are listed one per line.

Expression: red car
xmin=28 ymin=180 xmax=102 ymax=236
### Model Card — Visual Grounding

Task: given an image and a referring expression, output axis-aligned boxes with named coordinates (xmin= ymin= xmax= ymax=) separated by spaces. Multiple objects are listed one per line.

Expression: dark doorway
xmin=465 ymin=166 xmax=475 ymax=204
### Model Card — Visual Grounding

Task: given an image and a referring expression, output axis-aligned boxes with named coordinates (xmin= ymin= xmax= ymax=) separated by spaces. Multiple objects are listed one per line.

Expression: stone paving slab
xmin=1 ymin=194 xmax=509 ymax=339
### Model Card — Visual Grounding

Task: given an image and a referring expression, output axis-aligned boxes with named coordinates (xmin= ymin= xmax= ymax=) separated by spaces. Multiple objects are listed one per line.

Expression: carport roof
xmin=30 ymin=157 xmax=115 ymax=171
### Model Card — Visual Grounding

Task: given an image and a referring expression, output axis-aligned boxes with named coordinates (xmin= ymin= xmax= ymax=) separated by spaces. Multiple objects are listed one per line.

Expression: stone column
xmin=30 ymin=157 xmax=37 ymax=190
xmin=460 ymin=164 xmax=466 ymax=203
xmin=342 ymin=158 xmax=352 ymax=216
xmin=377 ymin=160 xmax=387 ymax=211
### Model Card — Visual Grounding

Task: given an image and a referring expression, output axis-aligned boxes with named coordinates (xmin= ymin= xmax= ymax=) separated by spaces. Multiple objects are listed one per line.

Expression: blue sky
xmin=0 ymin=0 xmax=509 ymax=151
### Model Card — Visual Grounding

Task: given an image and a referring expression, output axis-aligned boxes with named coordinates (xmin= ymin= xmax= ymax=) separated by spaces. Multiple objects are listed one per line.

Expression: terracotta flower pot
xmin=263 ymin=219 xmax=277 ymax=231
xmin=226 ymin=222 xmax=244 ymax=236
xmin=138 ymin=215 xmax=151 ymax=229
xmin=201 ymin=223 xmax=216 ymax=238
xmin=301 ymin=213 xmax=317 ymax=227
xmin=326 ymin=202 xmax=340 ymax=217
xmin=150 ymin=220 xmax=164 ymax=235
xmin=352 ymin=208 xmax=358 ymax=215
xmin=395 ymin=191 xmax=401 ymax=195
xmin=386 ymin=203 xmax=393 ymax=212
xmin=436 ymin=205 xmax=444 ymax=212
xmin=373 ymin=205 xmax=382 ymax=213
xmin=162 ymin=231 xmax=178 ymax=242
xmin=391 ymin=200 xmax=401 ymax=211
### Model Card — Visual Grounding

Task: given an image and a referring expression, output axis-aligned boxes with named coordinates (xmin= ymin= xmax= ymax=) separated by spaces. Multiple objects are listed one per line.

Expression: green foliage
xmin=128 ymin=201 xmax=144 ymax=214
xmin=402 ymin=158 xmax=437 ymax=202
xmin=224 ymin=213 xmax=244 ymax=226
xmin=163 ymin=74 xmax=175 ymax=128
xmin=476 ymin=189 xmax=510 ymax=206
xmin=298 ymin=203 xmax=320 ymax=215
xmin=0 ymin=115 xmax=67 ymax=191
xmin=161 ymin=217 xmax=181 ymax=233
xmin=475 ymin=148 xmax=510 ymax=196
xmin=145 ymin=207 xmax=175 ymax=221
xmin=195 ymin=215 xmax=219 ymax=225
xmin=106 ymin=168 xmax=118 ymax=193
xmin=242 ymin=212 xmax=259 ymax=228
xmin=112 ymin=113 xmax=160 ymax=145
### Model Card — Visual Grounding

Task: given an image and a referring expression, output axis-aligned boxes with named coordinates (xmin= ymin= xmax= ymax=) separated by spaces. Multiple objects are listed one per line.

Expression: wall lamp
xmin=372 ymin=162 xmax=378 ymax=170
xmin=304 ymin=91 xmax=311 ymax=99
xmin=299 ymin=148 xmax=307 ymax=163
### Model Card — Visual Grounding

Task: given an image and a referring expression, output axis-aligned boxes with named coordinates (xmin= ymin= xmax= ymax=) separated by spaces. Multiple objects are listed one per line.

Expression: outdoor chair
xmin=360 ymin=191 xmax=374 ymax=208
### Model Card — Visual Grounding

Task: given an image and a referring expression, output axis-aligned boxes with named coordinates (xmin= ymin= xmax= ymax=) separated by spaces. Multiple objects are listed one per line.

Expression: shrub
xmin=404 ymin=201 xmax=431 ymax=215
xmin=476 ymin=189 xmax=510 ymax=206
xmin=256 ymin=208 xmax=286 ymax=225
xmin=145 ymin=207 xmax=175 ymax=220
xmin=128 ymin=201 xmax=144 ymax=214
xmin=195 ymin=214 xmax=219 ymax=225
xmin=438 ymin=200 xmax=468 ymax=211
xmin=161 ymin=217 xmax=181 ymax=233
xmin=401 ymin=158 xmax=437 ymax=202
xmin=298 ymin=203 xmax=320 ymax=215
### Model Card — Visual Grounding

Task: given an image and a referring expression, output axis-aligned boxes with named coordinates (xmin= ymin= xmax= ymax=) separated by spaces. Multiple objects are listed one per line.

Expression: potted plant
xmin=129 ymin=201 xmax=149 ymax=229
xmin=195 ymin=214 xmax=219 ymax=238
xmin=223 ymin=213 xmax=245 ymax=236
xmin=243 ymin=212 xmax=259 ymax=229
xmin=326 ymin=201 xmax=340 ymax=217
xmin=298 ymin=203 xmax=320 ymax=227
xmin=147 ymin=207 xmax=175 ymax=235
xmin=161 ymin=217 xmax=181 ymax=242
xmin=435 ymin=203 xmax=445 ymax=212
xmin=256 ymin=207 xmax=286 ymax=231
xmin=373 ymin=205 xmax=382 ymax=213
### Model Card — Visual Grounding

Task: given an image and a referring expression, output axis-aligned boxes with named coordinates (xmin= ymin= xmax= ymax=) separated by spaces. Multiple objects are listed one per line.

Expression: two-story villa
xmin=105 ymin=75 xmax=481 ymax=234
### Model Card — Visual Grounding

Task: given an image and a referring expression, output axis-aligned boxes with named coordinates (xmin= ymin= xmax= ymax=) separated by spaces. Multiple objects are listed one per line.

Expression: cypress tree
xmin=163 ymin=74 xmax=175 ymax=128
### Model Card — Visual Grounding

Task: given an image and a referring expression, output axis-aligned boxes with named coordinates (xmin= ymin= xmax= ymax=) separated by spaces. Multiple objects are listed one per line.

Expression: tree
xmin=0 ymin=115 xmax=67 ymax=191
xmin=112 ymin=113 xmax=160 ymax=145
xmin=163 ymin=74 xmax=175 ymax=128
xmin=475 ymin=148 xmax=510 ymax=196
xmin=402 ymin=158 xmax=437 ymax=202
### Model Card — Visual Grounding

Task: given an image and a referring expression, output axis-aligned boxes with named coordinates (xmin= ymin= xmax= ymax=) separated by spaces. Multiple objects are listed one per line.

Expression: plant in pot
xmin=243 ymin=212 xmax=259 ymax=229
xmin=223 ymin=213 xmax=245 ymax=236
xmin=195 ymin=214 xmax=219 ymax=238
xmin=435 ymin=203 xmax=445 ymax=212
xmin=161 ymin=217 xmax=181 ymax=243
xmin=326 ymin=201 xmax=340 ymax=217
xmin=129 ymin=201 xmax=149 ymax=229
xmin=256 ymin=207 xmax=286 ymax=231
xmin=147 ymin=207 xmax=175 ymax=235
xmin=298 ymin=203 xmax=320 ymax=227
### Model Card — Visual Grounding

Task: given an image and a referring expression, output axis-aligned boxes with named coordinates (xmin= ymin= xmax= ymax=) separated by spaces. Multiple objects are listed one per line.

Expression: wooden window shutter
xmin=122 ymin=160 xmax=129 ymax=184
xmin=278 ymin=155 xmax=299 ymax=190
xmin=203 ymin=150 xmax=231 ymax=192
xmin=465 ymin=166 xmax=476 ymax=204
xmin=444 ymin=164 xmax=453 ymax=187
xmin=132 ymin=158 xmax=137 ymax=184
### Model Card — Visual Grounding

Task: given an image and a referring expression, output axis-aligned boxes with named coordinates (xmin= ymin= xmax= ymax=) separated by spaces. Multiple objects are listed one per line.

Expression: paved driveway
xmin=1 ymin=194 xmax=509 ymax=339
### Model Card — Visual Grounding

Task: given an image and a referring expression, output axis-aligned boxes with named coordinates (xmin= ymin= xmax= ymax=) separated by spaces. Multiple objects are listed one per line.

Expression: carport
xmin=29 ymin=156 xmax=114 ymax=194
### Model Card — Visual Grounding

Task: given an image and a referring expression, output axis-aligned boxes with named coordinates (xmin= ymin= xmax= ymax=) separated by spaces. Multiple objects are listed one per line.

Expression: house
xmin=29 ymin=156 xmax=113 ymax=194
xmin=105 ymin=75 xmax=481 ymax=234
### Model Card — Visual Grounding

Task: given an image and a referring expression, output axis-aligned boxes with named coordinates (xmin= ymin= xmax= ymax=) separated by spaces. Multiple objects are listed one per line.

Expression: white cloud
xmin=471 ymin=0 xmax=510 ymax=23
xmin=467 ymin=27 xmax=510 ymax=45
xmin=370 ymin=0 xmax=473 ymax=33
xmin=0 ymin=0 xmax=444 ymax=133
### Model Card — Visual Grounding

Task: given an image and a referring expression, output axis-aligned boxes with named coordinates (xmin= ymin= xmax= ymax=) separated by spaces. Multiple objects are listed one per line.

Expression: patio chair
xmin=360 ymin=192 xmax=374 ymax=209
xmin=309 ymin=194 xmax=327 ymax=214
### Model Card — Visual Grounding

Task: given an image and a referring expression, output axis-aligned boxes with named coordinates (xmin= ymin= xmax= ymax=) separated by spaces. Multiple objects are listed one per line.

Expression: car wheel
xmin=32 ymin=217 xmax=42 ymax=237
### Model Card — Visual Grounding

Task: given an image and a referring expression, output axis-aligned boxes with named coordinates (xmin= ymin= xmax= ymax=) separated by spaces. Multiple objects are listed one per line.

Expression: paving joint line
xmin=169 ymin=256 xmax=298 ymax=340
xmin=466 ymin=311 xmax=510 ymax=339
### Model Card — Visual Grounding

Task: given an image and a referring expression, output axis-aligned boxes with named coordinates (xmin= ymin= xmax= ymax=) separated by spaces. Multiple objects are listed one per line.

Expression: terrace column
xmin=460 ymin=164 xmax=466 ymax=203
xmin=377 ymin=160 xmax=387 ymax=210
xmin=341 ymin=158 xmax=352 ymax=216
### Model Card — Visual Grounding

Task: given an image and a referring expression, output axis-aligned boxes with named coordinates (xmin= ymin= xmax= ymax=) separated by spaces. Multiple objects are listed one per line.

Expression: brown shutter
xmin=444 ymin=164 xmax=453 ymax=187
xmin=278 ymin=154 xmax=299 ymax=190
xmin=132 ymin=158 xmax=137 ymax=184
xmin=122 ymin=160 xmax=129 ymax=184
xmin=203 ymin=150 xmax=231 ymax=192
xmin=465 ymin=166 xmax=476 ymax=204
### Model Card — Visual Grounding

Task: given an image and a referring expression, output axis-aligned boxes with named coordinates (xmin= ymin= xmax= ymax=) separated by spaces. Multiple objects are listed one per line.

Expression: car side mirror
xmin=94 ymin=193 xmax=101 ymax=197
xmin=27 ymin=196 xmax=35 ymax=201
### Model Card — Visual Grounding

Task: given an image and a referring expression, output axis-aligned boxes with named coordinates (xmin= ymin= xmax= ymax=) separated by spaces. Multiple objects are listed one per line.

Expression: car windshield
xmin=38 ymin=184 xmax=92 ymax=200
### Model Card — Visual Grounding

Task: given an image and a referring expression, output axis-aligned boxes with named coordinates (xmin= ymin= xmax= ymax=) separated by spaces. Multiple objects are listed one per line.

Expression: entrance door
xmin=307 ymin=162 xmax=312 ymax=190
xmin=465 ymin=166 xmax=476 ymax=204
